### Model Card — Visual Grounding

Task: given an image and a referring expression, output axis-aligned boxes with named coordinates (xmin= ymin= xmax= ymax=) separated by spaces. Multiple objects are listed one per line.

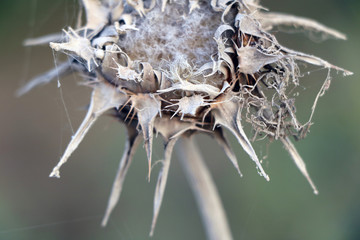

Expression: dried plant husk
xmin=21 ymin=0 xmax=352 ymax=237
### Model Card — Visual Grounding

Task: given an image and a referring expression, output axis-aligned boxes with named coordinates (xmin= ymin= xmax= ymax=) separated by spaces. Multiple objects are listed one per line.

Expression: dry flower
xmin=19 ymin=0 xmax=352 ymax=238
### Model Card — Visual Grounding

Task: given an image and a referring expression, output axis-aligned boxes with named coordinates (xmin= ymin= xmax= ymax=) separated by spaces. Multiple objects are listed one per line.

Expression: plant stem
xmin=176 ymin=136 xmax=233 ymax=240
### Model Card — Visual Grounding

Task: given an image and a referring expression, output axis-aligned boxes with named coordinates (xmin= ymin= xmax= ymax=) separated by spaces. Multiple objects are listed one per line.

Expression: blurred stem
xmin=176 ymin=136 xmax=233 ymax=240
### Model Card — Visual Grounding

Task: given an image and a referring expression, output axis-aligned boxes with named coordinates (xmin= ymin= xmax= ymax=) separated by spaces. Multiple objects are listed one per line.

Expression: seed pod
xmin=21 ymin=0 xmax=352 ymax=236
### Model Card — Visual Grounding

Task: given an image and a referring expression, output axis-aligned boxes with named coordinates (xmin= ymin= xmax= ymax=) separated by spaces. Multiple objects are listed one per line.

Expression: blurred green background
xmin=0 ymin=0 xmax=359 ymax=239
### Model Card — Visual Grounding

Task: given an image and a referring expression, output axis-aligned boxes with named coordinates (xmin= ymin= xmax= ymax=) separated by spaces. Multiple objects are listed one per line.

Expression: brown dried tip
xmin=21 ymin=0 xmax=352 ymax=236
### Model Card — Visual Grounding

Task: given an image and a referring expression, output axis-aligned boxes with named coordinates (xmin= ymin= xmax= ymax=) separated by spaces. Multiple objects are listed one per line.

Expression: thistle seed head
xmin=20 ymin=0 xmax=352 ymax=236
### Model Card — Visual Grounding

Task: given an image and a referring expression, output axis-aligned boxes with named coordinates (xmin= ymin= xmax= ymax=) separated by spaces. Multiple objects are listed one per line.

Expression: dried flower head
xmin=20 ymin=0 xmax=352 ymax=237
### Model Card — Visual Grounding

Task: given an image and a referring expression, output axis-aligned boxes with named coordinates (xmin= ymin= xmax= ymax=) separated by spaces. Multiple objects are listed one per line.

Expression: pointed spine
xmin=149 ymin=138 xmax=177 ymax=236
xmin=102 ymin=127 xmax=141 ymax=226
xmin=281 ymin=136 xmax=318 ymax=194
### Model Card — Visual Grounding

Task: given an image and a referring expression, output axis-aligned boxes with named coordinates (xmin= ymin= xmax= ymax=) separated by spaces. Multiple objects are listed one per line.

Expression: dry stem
xmin=177 ymin=136 xmax=233 ymax=240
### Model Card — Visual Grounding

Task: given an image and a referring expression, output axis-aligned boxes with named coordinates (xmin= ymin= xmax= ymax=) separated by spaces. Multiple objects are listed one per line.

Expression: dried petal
xmin=50 ymin=28 xmax=96 ymax=71
xmin=131 ymin=94 xmax=161 ymax=179
xmin=149 ymin=138 xmax=177 ymax=236
xmin=167 ymin=95 xmax=209 ymax=120
xmin=214 ymin=128 xmax=243 ymax=177
xmin=235 ymin=13 xmax=270 ymax=41
xmin=154 ymin=117 xmax=207 ymax=140
xmin=17 ymin=61 xmax=74 ymax=96
xmin=212 ymin=95 xmax=270 ymax=181
xmin=23 ymin=32 xmax=63 ymax=47
xmin=258 ymin=12 xmax=347 ymax=40
xmin=281 ymin=46 xmax=353 ymax=76
xmin=49 ymin=82 xmax=128 ymax=178
xmin=236 ymin=45 xmax=282 ymax=74
xmin=113 ymin=59 xmax=141 ymax=82
xmin=82 ymin=0 xmax=109 ymax=29
xmin=157 ymin=81 xmax=221 ymax=97
xmin=281 ymin=137 xmax=318 ymax=194
xmin=102 ymin=126 xmax=141 ymax=226
xmin=214 ymin=25 xmax=234 ymax=40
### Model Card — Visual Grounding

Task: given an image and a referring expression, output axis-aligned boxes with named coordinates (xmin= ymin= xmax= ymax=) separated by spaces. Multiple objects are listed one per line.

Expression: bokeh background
xmin=0 ymin=0 xmax=359 ymax=239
